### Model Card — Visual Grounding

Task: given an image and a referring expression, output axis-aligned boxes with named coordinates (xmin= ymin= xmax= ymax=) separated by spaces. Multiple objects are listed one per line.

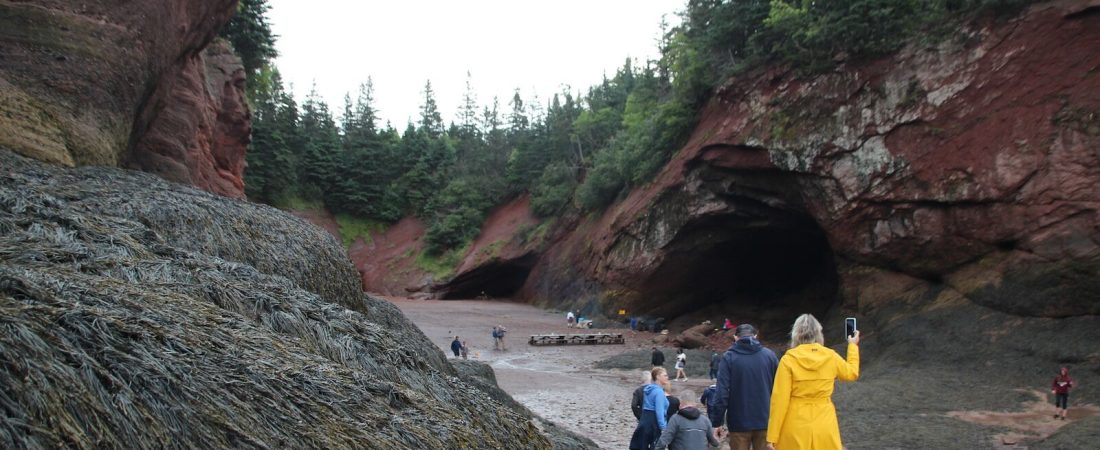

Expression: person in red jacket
xmin=1051 ymin=367 xmax=1074 ymax=420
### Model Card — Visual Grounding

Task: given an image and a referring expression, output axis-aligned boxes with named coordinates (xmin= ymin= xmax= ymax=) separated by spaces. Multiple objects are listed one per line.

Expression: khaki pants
xmin=728 ymin=429 xmax=767 ymax=450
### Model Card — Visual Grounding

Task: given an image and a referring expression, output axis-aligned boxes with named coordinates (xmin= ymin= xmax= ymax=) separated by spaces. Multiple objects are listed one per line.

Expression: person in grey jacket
xmin=655 ymin=390 xmax=720 ymax=450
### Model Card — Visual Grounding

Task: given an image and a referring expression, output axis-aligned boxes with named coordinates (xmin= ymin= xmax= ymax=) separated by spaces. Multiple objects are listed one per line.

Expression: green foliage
xmin=530 ymin=163 xmax=577 ymax=217
xmin=334 ymin=214 xmax=385 ymax=248
xmin=219 ymin=0 xmax=278 ymax=76
xmin=415 ymin=244 xmax=470 ymax=280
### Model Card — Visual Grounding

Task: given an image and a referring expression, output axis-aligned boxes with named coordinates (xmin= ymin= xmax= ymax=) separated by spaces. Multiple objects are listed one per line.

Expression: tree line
xmin=222 ymin=0 xmax=1036 ymax=256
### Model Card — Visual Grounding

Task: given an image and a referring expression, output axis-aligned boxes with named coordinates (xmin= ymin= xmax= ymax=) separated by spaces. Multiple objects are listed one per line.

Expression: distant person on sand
xmin=567 ymin=310 xmax=575 ymax=327
xmin=631 ymin=367 xmax=671 ymax=450
xmin=675 ymin=349 xmax=688 ymax=381
xmin=655 ymin=389 xmax=721 ymax=450
xmin=1052 ymin=366 xmax=1074 ymax=420
xmin=450 ymin=336 xmax=462 ymax=358
xmin=709 ymin=352 xmax=720 ymax=381
xmin=460 ymin=340 xmax=468 ymax=360
xmin=633 ymin=370 xmax=654 ymax=421
xmin=711 ymin=323 xmax=778 ymax=450
xmin=496 ymin=325 xmax=507 ymax=350
xmin=766 ymin=314 xmax=859 ymax=450
xmin=652 ymin=347 xmax=666 ymax=368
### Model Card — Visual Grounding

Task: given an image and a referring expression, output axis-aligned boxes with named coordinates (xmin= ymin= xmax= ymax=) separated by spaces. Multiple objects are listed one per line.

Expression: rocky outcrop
xmin=0 ymin=149 xmax=550 ymax=448
xmin=127 ymin=39 xmax=250 ymax=198
xmin=0 ymin=0 xmax=246 ymax=197
xmin=513 ymin=0 xmax=1100 ymax=326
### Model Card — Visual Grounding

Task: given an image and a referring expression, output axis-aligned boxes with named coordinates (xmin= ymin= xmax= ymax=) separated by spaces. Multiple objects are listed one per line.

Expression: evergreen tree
xmin=419 ymin=80 xmax=445 ymax=138
xmin=219 ymin=0 xmax=278 ymax=77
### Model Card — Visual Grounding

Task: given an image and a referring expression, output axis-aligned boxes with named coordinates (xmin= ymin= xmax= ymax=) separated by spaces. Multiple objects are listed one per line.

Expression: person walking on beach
xmin=711 ymin=323 xmax=778 ymax=450
xmin=766 ymin=314 xmax=860 ymax=450
xmin=490 ymin=325 xmax=506 ymax=349
xmin=450 ymin=336 xmax=462 ymax=358
xmin=460 ymin=340 xmax=468 ymax=360
xmin=1052 ymin=367 xmax=1074 ymax=420
xmin=652 ymin=347 xmax=666 ymax=368
xmin=675 ymin=349 xmax=688 ymax=381
xmin=633 ymin=370 xmax=654 ymax=421
xmin=709 ymin=352 xmax=720 ymax=381
xmin=567 ymin=310 xmax=575 ymax=327
xmin=655 ymin=389 xmax=721 ymax=450
xmin=630 ymin=367 xmax=671 ymax=449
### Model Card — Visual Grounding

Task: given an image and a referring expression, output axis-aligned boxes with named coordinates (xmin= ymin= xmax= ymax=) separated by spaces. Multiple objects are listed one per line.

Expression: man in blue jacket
xmin=711 ymin=324 xmax=778 ymax=450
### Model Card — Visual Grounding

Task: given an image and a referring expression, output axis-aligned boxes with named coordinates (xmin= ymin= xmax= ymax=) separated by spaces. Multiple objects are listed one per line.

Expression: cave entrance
xmin=640 ymin=211 xmax=839 ymax=340
xmin=438 ymin=254 xmax=537 ymax=299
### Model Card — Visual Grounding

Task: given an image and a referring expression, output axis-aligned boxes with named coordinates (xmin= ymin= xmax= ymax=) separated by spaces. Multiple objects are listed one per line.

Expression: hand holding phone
xmin=845 ymin=317 xmax=857 ymax=339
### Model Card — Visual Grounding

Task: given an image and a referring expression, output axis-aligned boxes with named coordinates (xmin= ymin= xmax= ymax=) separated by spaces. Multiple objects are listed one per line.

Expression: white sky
xmin=267 ymin=0 xmax=684 ymax=128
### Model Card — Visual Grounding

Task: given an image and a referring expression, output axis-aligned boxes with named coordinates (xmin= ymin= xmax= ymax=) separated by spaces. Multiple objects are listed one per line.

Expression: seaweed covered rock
xmin=0 ymin=149 xmax=550 ymax=448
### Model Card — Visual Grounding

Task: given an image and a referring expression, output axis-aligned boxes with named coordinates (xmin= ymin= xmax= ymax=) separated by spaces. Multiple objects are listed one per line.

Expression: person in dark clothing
xmin=709 ymin=352 xmax=720 ymax=380
xmin=711 ymin=324 xmax=778 ymax=450
xmin=655 ymin=390 xmax=721 ymax=450
xmin=632 ymin=370 xmax=652 ymax=420
xmin=652 ymin=347 xmax=666 ymax=368
xmin=1052 ymin=367 xmax=1074 ymax=420
xmin=449 ymin=336 xmax=461 ymax=358
xmin=700 ymin=384 xmax=717 ymax=418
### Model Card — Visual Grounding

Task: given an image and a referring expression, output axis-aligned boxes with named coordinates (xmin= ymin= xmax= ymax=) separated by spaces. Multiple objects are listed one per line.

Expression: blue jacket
xmin=642 ymin=383 xmax=670 ymax=429
xmin=710 ymin=337 xmax=778 ymax=431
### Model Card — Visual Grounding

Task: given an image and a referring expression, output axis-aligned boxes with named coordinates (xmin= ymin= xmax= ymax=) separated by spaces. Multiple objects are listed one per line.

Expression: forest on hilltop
xmin=225 ymin=0 xmax=1035 ymax=259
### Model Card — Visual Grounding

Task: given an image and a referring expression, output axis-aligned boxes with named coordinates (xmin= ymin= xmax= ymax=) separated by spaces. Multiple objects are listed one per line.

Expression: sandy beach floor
xmin=388 ymin=297 xmax=725 ymax=449
xmin=389 ymin=297 xmax=1100 ymax=449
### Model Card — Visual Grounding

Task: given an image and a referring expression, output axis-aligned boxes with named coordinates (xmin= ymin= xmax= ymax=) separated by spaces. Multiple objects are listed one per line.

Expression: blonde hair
xmin=790 ymin=313 xmax=824 ymax=348
xmin=651 ymin=366 xmax=667 ymax=383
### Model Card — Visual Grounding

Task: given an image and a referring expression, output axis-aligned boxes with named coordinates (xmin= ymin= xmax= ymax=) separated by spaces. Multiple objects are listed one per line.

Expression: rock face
xmin=0 ymin=0 xmax=246 ymax=198
xmin=0 ymin=149 xmax=551 ymax=449
xmin=502 ymin=1 xmax=1100 ymax=327
xmin=127 ymin=39 xmax=250 ymax=198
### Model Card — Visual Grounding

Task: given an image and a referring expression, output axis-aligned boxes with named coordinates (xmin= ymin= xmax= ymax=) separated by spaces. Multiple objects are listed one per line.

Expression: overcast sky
xmin=267 ymin=0 xmax=684 ymax=128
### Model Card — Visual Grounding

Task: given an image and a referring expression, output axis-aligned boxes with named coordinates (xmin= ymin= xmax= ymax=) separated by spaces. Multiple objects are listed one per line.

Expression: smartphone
xmin=845 ymin=317 xmax=857 ymax=338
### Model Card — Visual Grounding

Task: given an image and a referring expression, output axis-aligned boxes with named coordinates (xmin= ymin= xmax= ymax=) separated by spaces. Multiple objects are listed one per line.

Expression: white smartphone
xmin=845 ymin=317 xmax=857 ymax=338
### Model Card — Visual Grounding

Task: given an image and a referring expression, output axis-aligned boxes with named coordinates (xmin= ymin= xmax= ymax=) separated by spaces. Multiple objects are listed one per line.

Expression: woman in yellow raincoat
xmin=766 ymin=314 xmax=860 ymax=450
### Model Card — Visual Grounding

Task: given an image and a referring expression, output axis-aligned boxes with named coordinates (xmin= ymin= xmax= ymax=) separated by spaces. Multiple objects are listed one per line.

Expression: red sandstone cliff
xmin=128 ymin=39 xmax=250 ymax=198
xmin=418 ymin=1 xmax=1100 ymax=328
xmin=0 ymin=0 xmax=246 ymax=198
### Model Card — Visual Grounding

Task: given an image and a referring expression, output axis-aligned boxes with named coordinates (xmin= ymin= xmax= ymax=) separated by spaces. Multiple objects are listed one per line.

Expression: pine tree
xmin=419 ymin=80 xmax=444 ymax=138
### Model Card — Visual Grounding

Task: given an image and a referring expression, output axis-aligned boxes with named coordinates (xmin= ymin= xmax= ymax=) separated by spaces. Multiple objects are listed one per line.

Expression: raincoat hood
xmin=676 ymin=406 xmax=702 ymax=420
xmin=785 ymin=343 xmax=834 ymax=371
xmin=1060 ymin=367 xmax=1069 ymax=376
xmin=729 ymin=336 xmax=764 ymax=355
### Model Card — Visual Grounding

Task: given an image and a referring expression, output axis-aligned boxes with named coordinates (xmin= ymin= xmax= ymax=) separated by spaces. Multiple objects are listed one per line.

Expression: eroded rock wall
xmin=517 ymin=1 xmax=1100 ymax=322
xmin=0 ymin=0 xmax=246 ymax=198
xmin=127 ymin=39 xmax=250 ymax=198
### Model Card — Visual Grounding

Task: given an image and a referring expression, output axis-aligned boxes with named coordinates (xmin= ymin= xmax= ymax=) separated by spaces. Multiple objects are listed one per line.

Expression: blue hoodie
xmin=711 ymin=337 xmax=778 ymax=431
xmin=642 ymin=383 xmax=670 ymax=429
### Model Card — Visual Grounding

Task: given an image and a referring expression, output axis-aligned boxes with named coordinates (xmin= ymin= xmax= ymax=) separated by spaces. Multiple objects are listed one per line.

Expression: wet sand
xmin=388 ymin=297 xmax=722 ymax=449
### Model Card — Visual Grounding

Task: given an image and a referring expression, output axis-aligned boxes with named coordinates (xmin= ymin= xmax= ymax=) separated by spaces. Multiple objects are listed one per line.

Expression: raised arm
xmin=837 ymin=330 xmax=860 ymax=382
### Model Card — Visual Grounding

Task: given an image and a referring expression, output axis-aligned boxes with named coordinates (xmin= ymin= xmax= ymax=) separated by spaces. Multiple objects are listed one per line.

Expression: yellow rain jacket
xmin=766 ymin=342 xmax=859 ymax=449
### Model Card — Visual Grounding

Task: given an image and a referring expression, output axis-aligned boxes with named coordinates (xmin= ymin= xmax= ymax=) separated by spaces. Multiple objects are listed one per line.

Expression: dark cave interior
xmin=438 ymin=254 xmax=538 ymax=299
xmin=640 ymin=214 xmax=840 ymax=339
